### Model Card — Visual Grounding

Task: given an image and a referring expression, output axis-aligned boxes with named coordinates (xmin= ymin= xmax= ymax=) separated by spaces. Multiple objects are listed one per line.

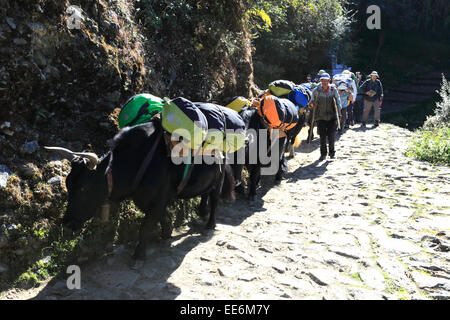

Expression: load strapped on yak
xmin=267 ymin=80 xmax=312 ymax=108
xmin=118 ymin=93 xmax=164 ymax=129
xmin=161 ymin=97 xmax=246 ymax=154
xmin=224 ymin=96 xmax=250 ymax=113
xmin=257 ymin=95 xmax=299 ymax=131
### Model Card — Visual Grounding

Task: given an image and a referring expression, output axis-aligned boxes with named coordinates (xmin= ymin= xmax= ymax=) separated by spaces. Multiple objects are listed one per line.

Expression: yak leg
xmin=247 ymin=164 xmax=261 ymax=201
xmin=133 ymin=201 xmax=167 ymax=262
xmin=233 ymin=164 xmax=245 ymax=194
xmin=205 ymin=190 xmax=218 ymax=230
xmin=198 ymin=194 xmax=210 ymax=220
xmin=275 ymin=137 xmax=287 ymax=183
xmin=160 ymin=213 xmax=172 ymax=240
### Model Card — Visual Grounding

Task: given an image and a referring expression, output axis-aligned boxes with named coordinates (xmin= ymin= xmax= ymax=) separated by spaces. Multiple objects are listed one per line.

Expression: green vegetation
xmin=405 ymin=77 xmax=450 ymax=165
xmin=406 ymin=126 xmax=450 ymax=165
xmin=250 ymin=0 xmax=353 ymax=86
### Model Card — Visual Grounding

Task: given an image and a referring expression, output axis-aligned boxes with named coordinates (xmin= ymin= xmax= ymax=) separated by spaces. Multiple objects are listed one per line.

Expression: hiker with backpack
xmin=337 ymin=82 xmax=353 ymax=133
xmin=341 ymin=70 xmax=357 ymax=127
xmin=353 ymin=71 xmax=364 ymax=124
xmin=359 ymin=71 xmax=384 ymax=128
xmin=310 ymin=72 xmax=341 ymax=160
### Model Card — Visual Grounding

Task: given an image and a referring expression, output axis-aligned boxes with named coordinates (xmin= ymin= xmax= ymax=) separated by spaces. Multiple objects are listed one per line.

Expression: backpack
xmin=268 ymin=80 xmax=295 ymax=97
xmin=118 ymin=93 xmax=164 ymax=129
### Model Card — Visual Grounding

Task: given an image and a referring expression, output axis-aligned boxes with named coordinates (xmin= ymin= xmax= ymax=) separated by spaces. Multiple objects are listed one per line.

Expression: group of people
xmin=305 ymin=69 xmax=384 ymax=161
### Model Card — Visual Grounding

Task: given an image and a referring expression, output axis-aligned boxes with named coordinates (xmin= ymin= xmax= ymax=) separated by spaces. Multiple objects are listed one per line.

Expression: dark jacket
xmin=359 ymin=78 xmax=383 ymax=102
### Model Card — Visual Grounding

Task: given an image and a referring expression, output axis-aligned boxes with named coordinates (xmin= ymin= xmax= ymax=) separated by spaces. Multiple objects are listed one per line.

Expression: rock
xmin=5 ymin=17 xmax=16 ymax=30
xmin=238 ymin=273 xmax=259 ymax=282
xmin=218 ymin=266 xmax=236 ymax=278
xmin=272 ymin=261 xmax=286 ymax=274
xmin=226 ymin=243 xmax=238 ymax=250
xmin=0 ymin=164 xmax=11 ymax=189
xmin=216 ymin=239 xmax=227 ymax=246
xmin=39 ymin=256 xmax=52 ymax=265
xmin=359 ymin=268 xmax=387 ymax=291
xmin=411 ymin=271 xmax=450 ymax=290
xmin=19 ymin=141 xmax=39 ymax=154
xmin=33 ymin=50 xmax=48 ymax=67
xmin=13 ymin=38 xmax=27 ymax=45
xmin=0 ymin=234 xmax=8 ymax=248
xmin=105 ymin=90 xmax=121 ymax=103
xmin=47 ymin=176 xmax=62 ymax=185
xmin=0 ymin=262 xmax=9 ymax=273
xmin=99 ymin=122 xmax=110 ymax=129
xmin=14 ymin=249 xmax=25 ymax=256
xmin=16 ymin=164 xmax=38 ymax=177
xmin=7 ymin=224 xmax=18 ymax=231
xmin=307 ymin=269 xmax=332 ymax=286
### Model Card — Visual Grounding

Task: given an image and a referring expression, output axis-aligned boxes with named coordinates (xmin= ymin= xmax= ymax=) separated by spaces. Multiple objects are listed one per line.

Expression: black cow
xmin=285 ymin=110 xmax=307 ymax=158
xmin=46 ymin=119 xmax=234 ymax=265
xmin=231 ymin=107 xmax=288 ymax=201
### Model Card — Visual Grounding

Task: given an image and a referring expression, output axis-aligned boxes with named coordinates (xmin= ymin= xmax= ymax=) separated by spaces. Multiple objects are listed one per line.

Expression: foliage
xmin=349 ymin=0 xmax=450 ymax=35
xmin=406 ymin=126 xmax=450 ymax=165
xmin=134 ymin=0 xmax=253 ymax=100
xmin=424 ymin=76 xmax=450 ymax=130
xmin=405 ymin=76 xmax=450 ymax=165
xmin=349 ymin=1 xmax=450 ymax=89
xmin=249 ymin=0 xmax=354 ymax=86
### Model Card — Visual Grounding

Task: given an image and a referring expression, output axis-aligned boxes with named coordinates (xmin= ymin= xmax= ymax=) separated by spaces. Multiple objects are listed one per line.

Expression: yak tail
xmin=221 ymin=164 xmax=236 ymax=202
xmin=293 ymin=133 xmax=302 ymax=148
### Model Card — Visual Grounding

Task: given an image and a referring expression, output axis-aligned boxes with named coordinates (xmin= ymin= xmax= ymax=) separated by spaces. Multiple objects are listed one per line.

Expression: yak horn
xmin=44 ymin=146 xmax=99 ymax=169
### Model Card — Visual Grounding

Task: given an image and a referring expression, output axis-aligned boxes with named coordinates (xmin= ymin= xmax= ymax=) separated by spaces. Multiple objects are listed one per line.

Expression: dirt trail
xmin=4 ymin=123 xmax=450 ymax=300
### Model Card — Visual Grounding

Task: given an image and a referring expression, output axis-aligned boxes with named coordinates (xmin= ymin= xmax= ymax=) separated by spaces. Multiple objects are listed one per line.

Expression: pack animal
xmin=46 ymin=119 xmax=234 ymax=266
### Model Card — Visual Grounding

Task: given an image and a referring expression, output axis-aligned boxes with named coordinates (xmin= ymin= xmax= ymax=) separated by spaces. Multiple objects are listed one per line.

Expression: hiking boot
xmin=319 ymin=154 xmax=327 ymax=161
xmin=373 ymin=121 xmax=379 ymax=128
xmin=329 ymin=153 xmax=335 ymax=159
xmin=361 ymin=123 xmax=366 ymax=128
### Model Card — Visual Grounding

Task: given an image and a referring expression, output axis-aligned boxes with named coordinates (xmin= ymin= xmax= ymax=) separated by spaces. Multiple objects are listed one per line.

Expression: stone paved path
xmin=6 ymin=123 xmax=450 ymax=300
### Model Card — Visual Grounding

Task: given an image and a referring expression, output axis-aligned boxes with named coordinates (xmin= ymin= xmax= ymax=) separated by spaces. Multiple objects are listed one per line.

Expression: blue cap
xmin=320 ymin=73 xmax=330 ymax=80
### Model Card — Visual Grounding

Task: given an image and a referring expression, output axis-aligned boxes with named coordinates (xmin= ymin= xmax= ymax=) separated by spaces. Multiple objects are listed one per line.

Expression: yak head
xmin=45 ymin=147 xmax=108 ymax=231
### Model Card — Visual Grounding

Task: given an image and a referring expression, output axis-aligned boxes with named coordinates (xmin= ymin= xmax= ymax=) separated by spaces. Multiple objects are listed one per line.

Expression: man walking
xmin=310 ymin=73 xmax=341 ymax=160
xmin=359 ymin=71 xmax=383 ymax=128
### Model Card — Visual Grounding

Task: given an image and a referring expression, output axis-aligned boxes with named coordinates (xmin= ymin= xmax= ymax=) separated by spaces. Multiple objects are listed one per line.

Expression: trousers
xmin=317 ymin=119 xmax=337 ymax=157
xmin=362 ymin=99 xmax=380 ymax=123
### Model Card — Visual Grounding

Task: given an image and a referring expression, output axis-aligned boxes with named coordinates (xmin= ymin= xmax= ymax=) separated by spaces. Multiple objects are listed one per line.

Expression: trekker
xmin=341 ymin=70 xmax=357 ymax=127
xmin=337 ymin=82 xmax=353 ymax=132
xmin=310 ymin=73 xmax=341 ymax=160
xmin=359 ymin=71 xmax=384 ymax=128
xmin=353 ymin=72 xmax=364 ymax=123
xmin=307 ymin=70 xmax=327 ymax=141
